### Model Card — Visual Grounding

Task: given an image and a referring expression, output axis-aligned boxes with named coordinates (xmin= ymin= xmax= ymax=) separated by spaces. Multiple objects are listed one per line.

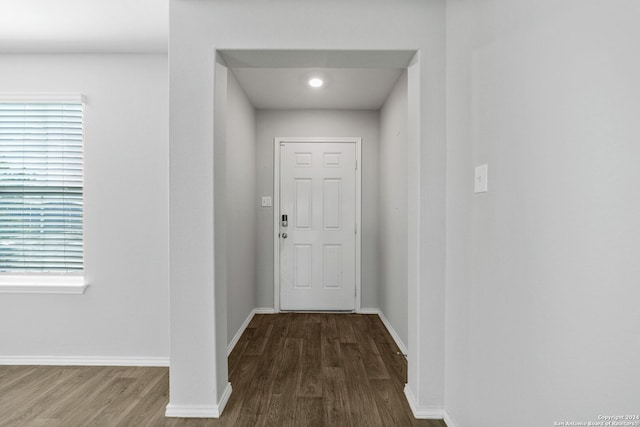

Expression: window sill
xmin=0 ymin=276 xmax=88 ymax=294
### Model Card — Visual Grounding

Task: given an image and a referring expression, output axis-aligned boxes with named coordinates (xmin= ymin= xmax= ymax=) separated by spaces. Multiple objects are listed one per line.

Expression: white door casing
xmin=274 ymin=137 xmax=361 ymax=311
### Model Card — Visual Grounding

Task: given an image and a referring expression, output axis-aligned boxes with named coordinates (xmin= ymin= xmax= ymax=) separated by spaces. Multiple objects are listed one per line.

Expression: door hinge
xmin=355 ymin=160 xmax=358 ymax=170
xmin=355 ymin=223 xmax=357 ymax=234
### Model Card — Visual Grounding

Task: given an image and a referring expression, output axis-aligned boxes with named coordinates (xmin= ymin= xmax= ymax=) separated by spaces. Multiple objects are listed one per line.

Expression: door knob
xmin=282 ymin=232 xmax=288 ymax=238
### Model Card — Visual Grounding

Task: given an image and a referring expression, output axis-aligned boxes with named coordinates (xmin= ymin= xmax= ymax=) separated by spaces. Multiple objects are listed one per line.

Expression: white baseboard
xmin=165 ymin=404 xmax=219 ymax=418
xmin=358 ymin=308 xmax=408 ymax=355
xmin=165 ymin=383 xmax=232 ymax=418
xmin=0 ymin=356 xmax=169 ymax=367
xmin=227 ymin=309 xmax=256 ymax=356
xmin=359 ymin=311 xmax=445 ymax=422
xmin=227 ymin=307 xmax=277 ymax=356
xmin=217 ymin=382 xmax=233 ymax=415
xmin=444 ymin=411 xmax=461 ymax=427
xmin=403 ymin=385 xmax=445 ymax=419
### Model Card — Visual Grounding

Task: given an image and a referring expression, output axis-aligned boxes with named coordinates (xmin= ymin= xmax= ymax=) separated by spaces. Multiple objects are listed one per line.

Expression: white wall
xmin=445 ymin=1 xmax=640 ymax=426
xmin=169 ymin=0 xmax=446 ymax=414
xmin=255 ymin=109 xmax=379 ymax=310
xmin=0 ymin=54 xmax=169 ymax=362
xmin=379 ymin=71 xmax=408 ymax=347
xmin=226 ymin=71 xmax=257 ymax=343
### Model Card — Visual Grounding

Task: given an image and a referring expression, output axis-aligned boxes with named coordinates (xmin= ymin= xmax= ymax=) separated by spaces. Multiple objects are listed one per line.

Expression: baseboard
xmin=443 ymin=411 xmax=461 ymax=427
xmin=403 ymin=385 xmax=445 ymax=419
xmin=227 ymin=309 xmax=257 ymax=356
xmin=358 ymin=308 xmax=408 ymax=355
xmin=227 ymin=307 xmax=277 ymax=356
xmin=165 ymin=404 xmax=219 ymax=418
xmin=0 ymin=356 xmax=169 ymax=367
xmin=165 ymin=383 xmax=232 ymax=418
xmin=217 ymin=382 xmax=233 ymax=415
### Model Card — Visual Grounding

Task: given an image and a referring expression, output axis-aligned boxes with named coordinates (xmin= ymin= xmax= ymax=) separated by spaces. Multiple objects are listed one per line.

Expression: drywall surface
xmin=226 ymin=71 xmax=257 ymax=343
xmin=0 ymin=54 xmax=169 ymax=361
xmin=445 ymin=1 xmax=640 ymax=426
xmin=169 ymin=0 xmax=446 ymax=412
xmin=255 ymin=110 xmax=379 ymax=310
xmin=379 ymin=71 xmax=408 ymax=347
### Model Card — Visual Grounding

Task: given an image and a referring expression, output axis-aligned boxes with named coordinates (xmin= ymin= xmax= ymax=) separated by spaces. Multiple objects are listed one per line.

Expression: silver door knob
xmin=282 ymin=232 xmax=288 ymax=238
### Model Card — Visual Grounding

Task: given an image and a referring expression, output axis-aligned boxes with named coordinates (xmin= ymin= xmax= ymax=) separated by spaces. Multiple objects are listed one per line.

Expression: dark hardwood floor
xmin=0 ymin=313 xmax=447 ymax=427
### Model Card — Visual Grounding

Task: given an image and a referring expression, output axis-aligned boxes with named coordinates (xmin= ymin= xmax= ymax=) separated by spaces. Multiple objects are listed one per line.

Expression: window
xmin=0 ymin=95 xmax=84 ymax=281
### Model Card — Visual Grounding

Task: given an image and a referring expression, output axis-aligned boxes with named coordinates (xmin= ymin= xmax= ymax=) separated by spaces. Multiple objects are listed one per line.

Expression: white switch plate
xmin=474 ymin=164 xmax=488 ymax=193
xmin=261 ymin=196 xmax=272 ymax=207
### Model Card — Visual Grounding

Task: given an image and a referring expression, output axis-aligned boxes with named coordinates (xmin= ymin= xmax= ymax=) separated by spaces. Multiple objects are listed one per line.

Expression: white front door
xmin=278 ymin=139 xmax=358 ymax=311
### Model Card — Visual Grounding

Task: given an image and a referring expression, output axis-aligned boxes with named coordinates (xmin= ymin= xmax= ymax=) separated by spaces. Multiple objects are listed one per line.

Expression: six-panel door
xmin=279 ymin=142 xmax=356 ymax=311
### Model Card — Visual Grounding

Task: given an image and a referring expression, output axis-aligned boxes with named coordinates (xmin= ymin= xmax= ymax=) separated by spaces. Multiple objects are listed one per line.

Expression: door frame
xmin=273 ymin=136 xmax=362 ymax=312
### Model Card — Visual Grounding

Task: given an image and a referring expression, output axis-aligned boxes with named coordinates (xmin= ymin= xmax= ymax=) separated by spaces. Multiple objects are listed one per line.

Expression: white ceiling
xmin=0 ymin=0 xmax=168 ymax=53
xmin=0 ymin=4 xmax=409 ymax=110
xmin=231 ymin=67 xmax=403 ymax=110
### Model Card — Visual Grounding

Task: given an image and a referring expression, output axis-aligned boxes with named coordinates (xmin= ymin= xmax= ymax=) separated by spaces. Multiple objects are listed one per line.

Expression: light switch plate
xmin=261 ymin=196 xmax=272 ymax=207
xmin=474 ymin=164 xmax=488 ymax=193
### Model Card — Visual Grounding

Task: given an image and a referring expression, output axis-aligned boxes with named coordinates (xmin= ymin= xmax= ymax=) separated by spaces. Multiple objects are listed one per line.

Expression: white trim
xmin=165 ymin=405 xmax=219 ymax=418
xmin=377 ymin=310 xmax=408 ymax=355
xmin=227 ymin=308 xmax=278 ymax=356
xmin=227 ymin=309 xmax=256 ymax=356
xmin=165 ymin=404 xmax=218 ymax=418
xmin=358 ymin=308 xmax=408 ymax=356
xmin=217 ymin=382 xmax=233 ymax=415
xmin=273 ymin=141 xmax=281 ymax=311
xmin=354 ymin=139 xmax=362 ymax=313
xmin=273 ymin=137 xmax=362 ymax=312
xmin=403 ymin=385 xmax=444 ymax=419
xmin=165 ymin=383 xmax=232 ymax=419
xmin=0 ymin=356 xmax=169 ymax=367
xmin=444 ymin=411 xmax=461 ymax=427
xmin=0 ymin=93 xmax=85 ymax=103
xmin=406 ymin=52 xmax=424 ymax=410
xmin=0 ymin=275 xmax=88 ymax=294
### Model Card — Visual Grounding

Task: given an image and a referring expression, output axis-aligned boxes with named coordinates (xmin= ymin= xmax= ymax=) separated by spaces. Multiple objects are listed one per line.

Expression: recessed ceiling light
xmin=308 ymin=77 xmax=324 ymax=88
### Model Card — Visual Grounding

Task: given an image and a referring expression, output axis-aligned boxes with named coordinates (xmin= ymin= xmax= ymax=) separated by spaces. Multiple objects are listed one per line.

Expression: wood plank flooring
xmin=0 ymin=313 xmax=447 ymax=427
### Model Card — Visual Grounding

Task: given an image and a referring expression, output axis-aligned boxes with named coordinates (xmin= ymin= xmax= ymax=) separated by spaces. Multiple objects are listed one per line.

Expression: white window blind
xmin=0 ymin=99 xmax=83 ymax=273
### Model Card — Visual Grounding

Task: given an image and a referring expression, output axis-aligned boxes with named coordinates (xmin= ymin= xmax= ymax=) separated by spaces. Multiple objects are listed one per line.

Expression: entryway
xmin=210 ymin=49 xmax=426 ymax=416
xmin=166 ymin=48 xmax=444 ymax=419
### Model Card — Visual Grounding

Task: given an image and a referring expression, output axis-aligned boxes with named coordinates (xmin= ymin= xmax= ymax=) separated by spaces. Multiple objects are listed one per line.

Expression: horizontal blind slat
xmin=0 ymin=100 xmax=83 ymax=273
